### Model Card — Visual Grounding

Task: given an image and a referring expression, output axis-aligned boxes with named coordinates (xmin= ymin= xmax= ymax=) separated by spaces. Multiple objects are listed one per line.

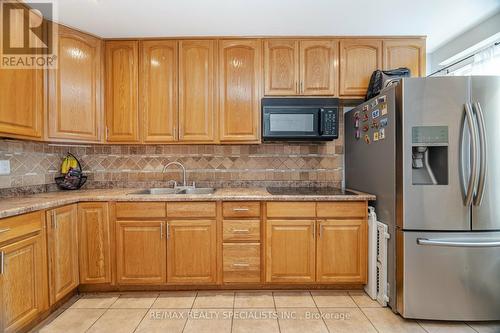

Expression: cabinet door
xmin=219 ymin=39 xmax=261 ymax=142
xmin=178 ymin=40 xmax=216 ymax=142
xmin=116 ymin=221 xmax=166 ymax=284
xmin=316 ymin=219 xmax=367 ymax=283
xmin=47 ymin=25 xmax=102 ymax=142
xmin=140 ymin=40 xmax=178 ymax=143
xmin=0 ymin=233 xmax=48 ymax=333
xmin=0 ymin=69 xmax=43 ymax=139
xmin=264 ymin=40 xmax=299 ymax=95
xmin=299 ymin=40 xmax=338 ymax=96
xmin=47 ymin=205 xmax=79 ymax=305
xmin=78 ymin=203 xmax=111 ymax=284
xmin=383 ymin=39 xmax=426 ymax=77
xmin=167 ymin=220 xmax=217 ymax=284
xmin=339 ymin=39 xmax=382 ymax=96
xmin=265 ymin=220 xmax=315 ymax=283
xmin=105 ymin=40 xmax=140 ymax=142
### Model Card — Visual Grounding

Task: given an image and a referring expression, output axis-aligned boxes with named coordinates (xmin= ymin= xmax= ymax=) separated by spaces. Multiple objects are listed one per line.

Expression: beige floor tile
xmin=111 ymin=293 xmax=158 ymax=309
xmin=193 ymin=291 xmax=235 ymax=308
xmin=362 ymin=307 xmax=426 ymax=333
xmin=40 ymin=309 xmax=105 ymax=333
xmin=70 ymin=294 xmax=119 ymax=309
xmin=183 ymin=309 xmax=232 ymax=333
xmin=59 ymin=294 xmax=81 ymax=309
xmin=320 ymin=307 xmax=377 ymax=333
xmin=235 ymin=292 xmax=275 ymax=308
xmin=87 ymin=309 xmax=147 ymax=333
xmin=348 ymin=290 xmax=382 ymax=308
xmin=311 ymin=291 xmax=357 ymax=308
xmin=273 ymin=291 xmax=316 ymax=308
xmin=232 ymin=308 xmax=280 ymax=333
xmin=466 ymin=322 xmax=500 ymax=333
xmin=134 ymin=309 xmax=189 ymax=333
xmin=152 ymin=291 xmax=196 ymax=309
xmin=418 ymin=320 xmax=477 ymax=333
xmin=277 ymin=307 xmax=329 ymax=333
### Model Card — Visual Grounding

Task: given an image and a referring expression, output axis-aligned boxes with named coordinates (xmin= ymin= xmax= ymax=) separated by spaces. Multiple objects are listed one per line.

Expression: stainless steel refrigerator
xmin=345 ymin=76 xmax=500 ymax=321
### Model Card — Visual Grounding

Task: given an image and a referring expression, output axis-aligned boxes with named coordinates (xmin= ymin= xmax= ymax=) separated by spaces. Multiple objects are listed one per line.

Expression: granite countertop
xmin=0 ymin=188 xmax=375 ymax=219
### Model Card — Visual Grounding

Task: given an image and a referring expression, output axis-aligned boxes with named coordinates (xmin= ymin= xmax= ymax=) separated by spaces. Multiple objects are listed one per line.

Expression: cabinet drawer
xmin=223 ymin=243 xmax=261 ymax=283
xmin=317 ymin=201 xmax=367 ymax=218
xmin=223 ymin=202 xmax=260 ymax=218
xmin=115 ymin=202 xmax=166 ymax=219
xmin=167 ymin=202 xmax=216 ymax=218
xmin=223 ymin=220 xmax=260 ymax=241
xmin=266 ymin=202 xmax=316 ymax=218
xmin=0 ymin=211 xmax=44 ymax=244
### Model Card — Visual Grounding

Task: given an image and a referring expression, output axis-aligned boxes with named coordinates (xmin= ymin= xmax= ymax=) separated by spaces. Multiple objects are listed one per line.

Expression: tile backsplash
xmin=0 ymin=133 xmax=344 ymax=197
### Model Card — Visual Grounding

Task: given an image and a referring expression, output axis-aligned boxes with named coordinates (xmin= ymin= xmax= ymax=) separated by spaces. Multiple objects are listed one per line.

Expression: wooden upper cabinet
xmin=178 ymin=40 xmax=216 ymax=142
xmin=0 ymin=69 xmax=44 ymax=140
xmin=265 ymin=219 xmax=316 ymax=283
xmin=299 ymin=40 xmax=338 ymax=95
xmin=78 ymin=202 xmax=111 ymax=284
xmin=47 ymin=25 xmax=103 ymax=142
xmin=140 ymin=40 xmax=178 ymax=143
xmin=46 ymin=205 xmax=79 ymax=305
xmin=105 ymin=40 xmax=139 ymax=142
xmin=339 ymin=39 xmax=382 ymax=96
xmin=264 ymin=40 xmax=299 ymax=95
xmin=383 ymin=39 xmax=426 ymax=77
xmin=167 ymin=220 xmax=217 ymax=284
xmin=316 ymin=219 xmax=367 ymax=283
xmin=0 ymin=7 xmax=44 ymax=140
xmin=115 ymin=220 xmax=166 ymax=285
xmin=219 ymin=39 xmax=261 ymax=142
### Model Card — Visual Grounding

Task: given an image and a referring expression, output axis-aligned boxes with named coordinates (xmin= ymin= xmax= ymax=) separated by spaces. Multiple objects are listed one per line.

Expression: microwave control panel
xmin=321 ymin=108 xmax=339 ymax=138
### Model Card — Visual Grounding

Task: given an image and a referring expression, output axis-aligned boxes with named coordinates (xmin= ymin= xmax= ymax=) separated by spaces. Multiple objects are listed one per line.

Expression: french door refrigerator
xmin=345 ymin=76 xmax=500 ymax=321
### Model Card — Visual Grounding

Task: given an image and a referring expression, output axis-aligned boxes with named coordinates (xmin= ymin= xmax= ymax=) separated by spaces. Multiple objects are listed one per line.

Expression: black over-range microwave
xmin=262 ymin=98 xmax=339 ymax=141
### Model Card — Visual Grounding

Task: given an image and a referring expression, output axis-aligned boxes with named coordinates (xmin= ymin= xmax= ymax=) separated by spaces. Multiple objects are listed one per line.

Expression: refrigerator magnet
xmin=355 ymin=129 xmax=360 ymax=139
xmin=355 ymin=118 xmax=359 ymax=128
xmin=372 ymin=109 xmax=380 ymax=119
xmin=380 ymin=118 xmax=388 ymax=127
xmin=381 ymin=103 xmax=388 ymax=115
xmin=378 ymin=95 xmax=386 ymax=103
xmin=379 ymin=128 xmax=385 ymax=140
xmin=363 ymin=125 xmax=369 ymax=132
xmin=374 ymin=131 xmax=379 ymax=141
xmin=364 ymin=134 xmax=371 ymax=144
xmin=363 ymin=113 xmax=369 ymax=122
xmin=363 ymin=105 xmax=369 ymax=112
xmin=371 ymin=120 xmax=379 ymax=129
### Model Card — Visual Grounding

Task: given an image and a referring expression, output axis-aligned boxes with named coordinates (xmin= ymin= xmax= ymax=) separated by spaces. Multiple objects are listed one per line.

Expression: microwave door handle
xmin=319 ymin=108 xmax=325 ymax=135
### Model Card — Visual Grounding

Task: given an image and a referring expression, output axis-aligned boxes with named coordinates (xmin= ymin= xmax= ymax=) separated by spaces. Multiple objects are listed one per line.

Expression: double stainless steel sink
xmin=131 ymin=187 xmax=215 ymax=195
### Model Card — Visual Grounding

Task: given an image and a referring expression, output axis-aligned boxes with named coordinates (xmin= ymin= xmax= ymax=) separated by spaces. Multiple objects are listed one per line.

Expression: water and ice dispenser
xmin=411 ymin=126 xmax=448 ymax=185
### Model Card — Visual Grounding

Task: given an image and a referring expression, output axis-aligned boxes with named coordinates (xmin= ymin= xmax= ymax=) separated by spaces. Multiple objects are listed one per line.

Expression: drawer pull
xmin=232 ymin=229 xmax=250 ymax=233
xmin=0 ymin=228 xmax=11 ymax=234
xmin=232 ymin=263 xmax=250 ymax=268
xmin=0 ymin=251 xmax=4 ymax=275
xmin=233 ymin=208 xmax=250 ymax=212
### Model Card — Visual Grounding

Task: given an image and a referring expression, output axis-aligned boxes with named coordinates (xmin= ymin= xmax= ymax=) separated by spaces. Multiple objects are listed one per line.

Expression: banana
xmin=61 ymin=156 xmax=70 ymax=174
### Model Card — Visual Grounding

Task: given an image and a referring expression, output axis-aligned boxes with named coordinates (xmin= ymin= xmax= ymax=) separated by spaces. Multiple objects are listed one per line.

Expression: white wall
xmin=428 ymin=11 xmax=500 ymax=74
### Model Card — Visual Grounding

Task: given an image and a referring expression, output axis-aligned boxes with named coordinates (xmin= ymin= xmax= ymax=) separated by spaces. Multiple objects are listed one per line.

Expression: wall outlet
xmin=0 ymin=160 xmax=11 ymax=175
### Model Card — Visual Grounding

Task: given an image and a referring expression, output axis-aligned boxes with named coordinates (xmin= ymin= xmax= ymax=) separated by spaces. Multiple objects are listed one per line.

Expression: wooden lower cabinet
xmin=0 ymin=232 xmax=48 ymax=333
xmin=115 ymin=221 xmax=166 ymax=284
xmin=78 ymin=203 xmax=111 ymax=284
xmin=316 ymin=219 xmax=367 ymax=283
xmin=265 ymin=220 xmax=316 ymax=283
xmin=223 ymin=243 xmax=260 ymax=283
xmin=167 ymin=220 xmax=217 ymax=284
xmin=46 ymin=205 xmax=79 ymax=305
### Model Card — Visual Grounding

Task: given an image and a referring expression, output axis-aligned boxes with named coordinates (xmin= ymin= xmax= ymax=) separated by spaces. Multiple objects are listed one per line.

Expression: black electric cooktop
xmin=266 ymin=187 xmax=357 ymax=196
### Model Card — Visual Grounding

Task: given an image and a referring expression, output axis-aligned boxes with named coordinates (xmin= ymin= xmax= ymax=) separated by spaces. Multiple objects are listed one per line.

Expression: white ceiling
xmin=35 ymin=0 xmax=500 ymax=52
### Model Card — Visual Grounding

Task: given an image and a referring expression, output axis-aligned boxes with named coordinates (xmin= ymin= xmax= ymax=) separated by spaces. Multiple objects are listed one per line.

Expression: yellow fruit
xmin=61 ymin=157 xmax=70 ymax=174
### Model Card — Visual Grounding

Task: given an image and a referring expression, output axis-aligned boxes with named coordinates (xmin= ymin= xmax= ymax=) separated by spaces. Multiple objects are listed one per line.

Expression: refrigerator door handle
xmin=473 ymin=102 xmax=487 ymax=206
xmin=463 ymin=103 xmax=478 ymax=207
xmin=417 ymin=238 xmax=500 ymax=248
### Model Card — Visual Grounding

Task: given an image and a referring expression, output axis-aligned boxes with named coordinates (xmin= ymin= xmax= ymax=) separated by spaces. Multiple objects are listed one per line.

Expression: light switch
xmin=0 ymin=160 xmax=10 ymax=175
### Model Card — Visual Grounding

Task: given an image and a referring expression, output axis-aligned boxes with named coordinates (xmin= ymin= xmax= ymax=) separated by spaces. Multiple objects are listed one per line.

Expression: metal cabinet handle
xmin=463 ymin=103 xmax=478 ymax=207
xmin=166 ymin=222 xmax=170 ymax=239
xmin=232 ymin=263 xmax=250 ymax=268
xmin=0 ymin=251 xmax=4 ymax=275
xmin=233 ymin=208 xmax=249 ymax=212
xmin=52 ymin=211 xmax=57 ymax=229
xmin=160 ymin=222 xmax=164 ymax=239
xmin=312 ymin=222 xmax=316 ymax=238
xmin=473 ymin=102 xmax=487 ymax=206
xmin=0 ymin=228 xmax=11 ymax=234
xmin=417 ymin=238 xmax=500 ymax=248
xmin=318 ymin=222 xmax=322 ymax=238
xmin=232 ymin=229 xmax=250 ymax=233
xmin=300 ymin=81 xmax=304 ymax=93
